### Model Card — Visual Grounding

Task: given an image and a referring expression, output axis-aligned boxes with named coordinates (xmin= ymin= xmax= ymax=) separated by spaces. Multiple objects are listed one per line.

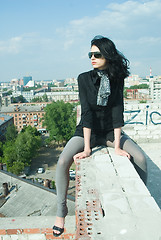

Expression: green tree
xmin=6 ymin=90 xmax=12 ymax=95
xmin=124 ymin=87 xmax=128 ymax=98
xmin=43 ymin=101 xmax=76 ymax=144
xmin=12 ymin=97 xmax=18 ymax=103
xmin=42 ymin=93 xmax=48 ymax=102
xmin=31 ymin=96 xmax=43 ymax=102
xmin=5 ymin=125 xmax=18 ymax=141
xmin=36 ymin=84 xmax=41 ymax=88
xmin=10 ymin=161 xmax=25 ymax=175
xmin=11 ymin=95 xmax=26 ymax=103
xmin=0 ymin=141 xmax=3 ymax=163
xmin=18 ymin=95 xmax=26 ymax=103
xmin=15 ymin=126 xmax=41 ymax=165
xmin=21 ymin=125 xmax=41 ymax=136
xmin=2 ymin=126 xmax=41 ymax=175
xmin=129 ymin=84 xmax=149 ymax=89
xmin=23 ymin=87 xmax=37 ymax=91
xmin=139 ymin=100 xmax=147 ymax=103
xmin=2 ymin=140 xmax=17 ymax=170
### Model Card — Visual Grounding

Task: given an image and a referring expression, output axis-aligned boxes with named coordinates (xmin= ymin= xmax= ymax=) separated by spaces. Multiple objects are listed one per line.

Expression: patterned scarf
xmin=97 ymin=70 xmax=111 ymax=106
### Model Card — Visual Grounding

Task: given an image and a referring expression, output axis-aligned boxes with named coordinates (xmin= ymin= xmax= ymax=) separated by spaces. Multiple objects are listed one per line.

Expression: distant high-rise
xmin=150 ymin=67 xmax=153 ymax=78
xmin=23 ymin=76 xmax=32 ymax=86
xmin=149 ymin=76 xmax=161 ymax=101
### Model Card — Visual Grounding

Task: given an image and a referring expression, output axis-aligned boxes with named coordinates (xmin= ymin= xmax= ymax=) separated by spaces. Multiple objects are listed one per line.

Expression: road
xmin=27 ymin=145 xmax=76 ymax=197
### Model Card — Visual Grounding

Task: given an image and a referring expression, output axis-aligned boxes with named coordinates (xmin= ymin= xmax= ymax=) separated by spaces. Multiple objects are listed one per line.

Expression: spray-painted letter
xmin=124 ymin=110 xmax=144 ymax=125
xmin=150 ymin=111 xmax=161 ymax=125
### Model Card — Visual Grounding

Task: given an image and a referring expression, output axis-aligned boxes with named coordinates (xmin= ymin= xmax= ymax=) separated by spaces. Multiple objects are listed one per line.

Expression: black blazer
xmin=74 ymin=69 xmax=124 ymax=141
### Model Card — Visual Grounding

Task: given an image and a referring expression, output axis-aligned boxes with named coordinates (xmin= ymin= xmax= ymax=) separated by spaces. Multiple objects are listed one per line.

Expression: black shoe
xmin=53 ymin=225 xmax=64 ymax=237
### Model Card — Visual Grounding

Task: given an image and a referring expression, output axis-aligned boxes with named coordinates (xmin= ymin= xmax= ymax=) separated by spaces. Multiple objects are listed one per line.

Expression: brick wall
xmin=123 ymin=102 xmax=161 ymax=142
xmin=0 ymin=227 xmax=75 ymax=239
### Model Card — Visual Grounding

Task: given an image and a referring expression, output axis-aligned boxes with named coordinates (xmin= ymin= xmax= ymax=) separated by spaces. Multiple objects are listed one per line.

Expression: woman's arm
xmin=73 ymin=127 xmax=91 ymax=162
xmin=114 ymin=127 xmax=130 ymax=159
xmin=73 ymin=73 xmax=93 ymax=162
xmin=78 ymin=73 xmax=93 ymax=128
xmin=83 ymin=127 xmax=91 ymax=153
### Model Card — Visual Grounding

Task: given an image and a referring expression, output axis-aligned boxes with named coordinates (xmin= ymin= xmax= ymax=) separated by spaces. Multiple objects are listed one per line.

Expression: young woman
xmin=53 ymin=36 xmax=147 ymax=237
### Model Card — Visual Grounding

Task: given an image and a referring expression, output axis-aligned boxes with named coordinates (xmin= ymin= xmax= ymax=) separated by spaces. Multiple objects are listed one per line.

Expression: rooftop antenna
xmin=150 ymin=67 xmax=153 ymax=78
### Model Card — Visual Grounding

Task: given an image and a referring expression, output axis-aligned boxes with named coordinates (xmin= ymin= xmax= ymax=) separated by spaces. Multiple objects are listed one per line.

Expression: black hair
xmin=91 ymin=36 xmax=130 ymax=82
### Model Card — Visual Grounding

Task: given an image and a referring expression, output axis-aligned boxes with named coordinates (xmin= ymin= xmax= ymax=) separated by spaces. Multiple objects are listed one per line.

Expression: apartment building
xmin=0 ymin=105 xmax=45 ymax=132
xmin=126 ymin=89 xmax=150 ymax=100
xmin=12 ymin=90 xmax=79 ymax=103
xmin=0 ymin=114 xmax=14 ymax=140
xmin=0 ymin=95 xmax=12 ymax=107
xmin=34 ymin=91 xmax=79 ymax=102
xmin=149 ymin=76 xmax=161 ymax=101
xmin=125 ymin=75 xmax=141 ymax=88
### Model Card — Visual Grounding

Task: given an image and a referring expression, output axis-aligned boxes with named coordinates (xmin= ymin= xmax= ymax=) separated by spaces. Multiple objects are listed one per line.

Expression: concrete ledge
xmin=75 ymin=146 xmax=161 ymax=240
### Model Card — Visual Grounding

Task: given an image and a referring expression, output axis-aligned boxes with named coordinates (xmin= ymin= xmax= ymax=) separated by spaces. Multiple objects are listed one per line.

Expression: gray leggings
xmin=56 ymin=134 xmax=147 ymax=217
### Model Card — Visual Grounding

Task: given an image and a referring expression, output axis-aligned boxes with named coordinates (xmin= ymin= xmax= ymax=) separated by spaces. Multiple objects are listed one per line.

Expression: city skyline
xmin=0 ymin=0 xmax=161 ymax=82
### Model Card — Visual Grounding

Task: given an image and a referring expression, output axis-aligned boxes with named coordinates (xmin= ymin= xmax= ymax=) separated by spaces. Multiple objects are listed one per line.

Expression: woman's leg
xmin=106 ymin=134 xmax=147 ymax=184
xmin=53 ymin=136 xmax=84 ymax=236
xmin=56 ymin=136 xmax=84 ymax=218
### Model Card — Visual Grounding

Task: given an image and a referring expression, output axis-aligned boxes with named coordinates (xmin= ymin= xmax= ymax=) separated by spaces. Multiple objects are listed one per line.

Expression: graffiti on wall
xmin=124 ymin=105 xmax=161 ymax=125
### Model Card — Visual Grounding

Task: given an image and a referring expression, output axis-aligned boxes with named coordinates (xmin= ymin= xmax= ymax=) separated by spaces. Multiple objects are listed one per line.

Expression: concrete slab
xmin=118 ymin=177 xmax=151 ymax=196
xmin=108 ymin=149 xmax=139 ymax=178
xmin=128 ymin=195 xmax=160 ymax=214
xmin=94 ymin=154 xmax=117 ymax=177
xmin=75 ymin=146 xmax=161 ymax=240
xmin=102 ymin=192 xmax=131 ymax=215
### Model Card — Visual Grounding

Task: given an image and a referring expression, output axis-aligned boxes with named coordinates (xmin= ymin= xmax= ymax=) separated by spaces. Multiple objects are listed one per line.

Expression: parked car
xmin=37 ymin=167 xmax=45 ymax=174
xmin=69 ymin=170 xmax=76 ymax=180
xmin=37 ymin=178 xmax=44 ymax=183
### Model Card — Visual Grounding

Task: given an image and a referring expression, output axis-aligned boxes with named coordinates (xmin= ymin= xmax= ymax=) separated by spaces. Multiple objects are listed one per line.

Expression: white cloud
xmin=1 ymin=0 xmax=161 ymax=81
xmin=0 ymin=33 xmax=57 ymax=56
xmin=58 ymin=0 xmax=161 ymax=46
xmin=0 ymin=36 xmax=22 ymax=54
xmin=64 ymin=39 xmax=74 ymax=50
xmin=56 ymin=0 xmax=161 ymax=75
xmin=138 ymin=37 xmax=161 ymax=45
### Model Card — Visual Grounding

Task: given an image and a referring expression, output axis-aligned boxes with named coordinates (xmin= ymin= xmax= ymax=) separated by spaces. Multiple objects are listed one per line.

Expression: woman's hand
xmin=114 ymin=128 xmax=130 ymax=159
xmin=115 ymin=147 xmax=130 ymax=159
xmin=73 ymin=149 xmax=91 ymax=164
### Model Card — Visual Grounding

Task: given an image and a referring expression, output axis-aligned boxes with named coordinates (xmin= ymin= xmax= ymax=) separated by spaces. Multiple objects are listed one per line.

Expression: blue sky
xmin=0 ymin=0 xmax=161 ymax=82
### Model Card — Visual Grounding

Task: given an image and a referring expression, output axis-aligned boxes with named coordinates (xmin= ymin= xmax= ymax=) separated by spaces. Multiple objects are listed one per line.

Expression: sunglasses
xmin=88 ymin=51 xmax=103 ymax=59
